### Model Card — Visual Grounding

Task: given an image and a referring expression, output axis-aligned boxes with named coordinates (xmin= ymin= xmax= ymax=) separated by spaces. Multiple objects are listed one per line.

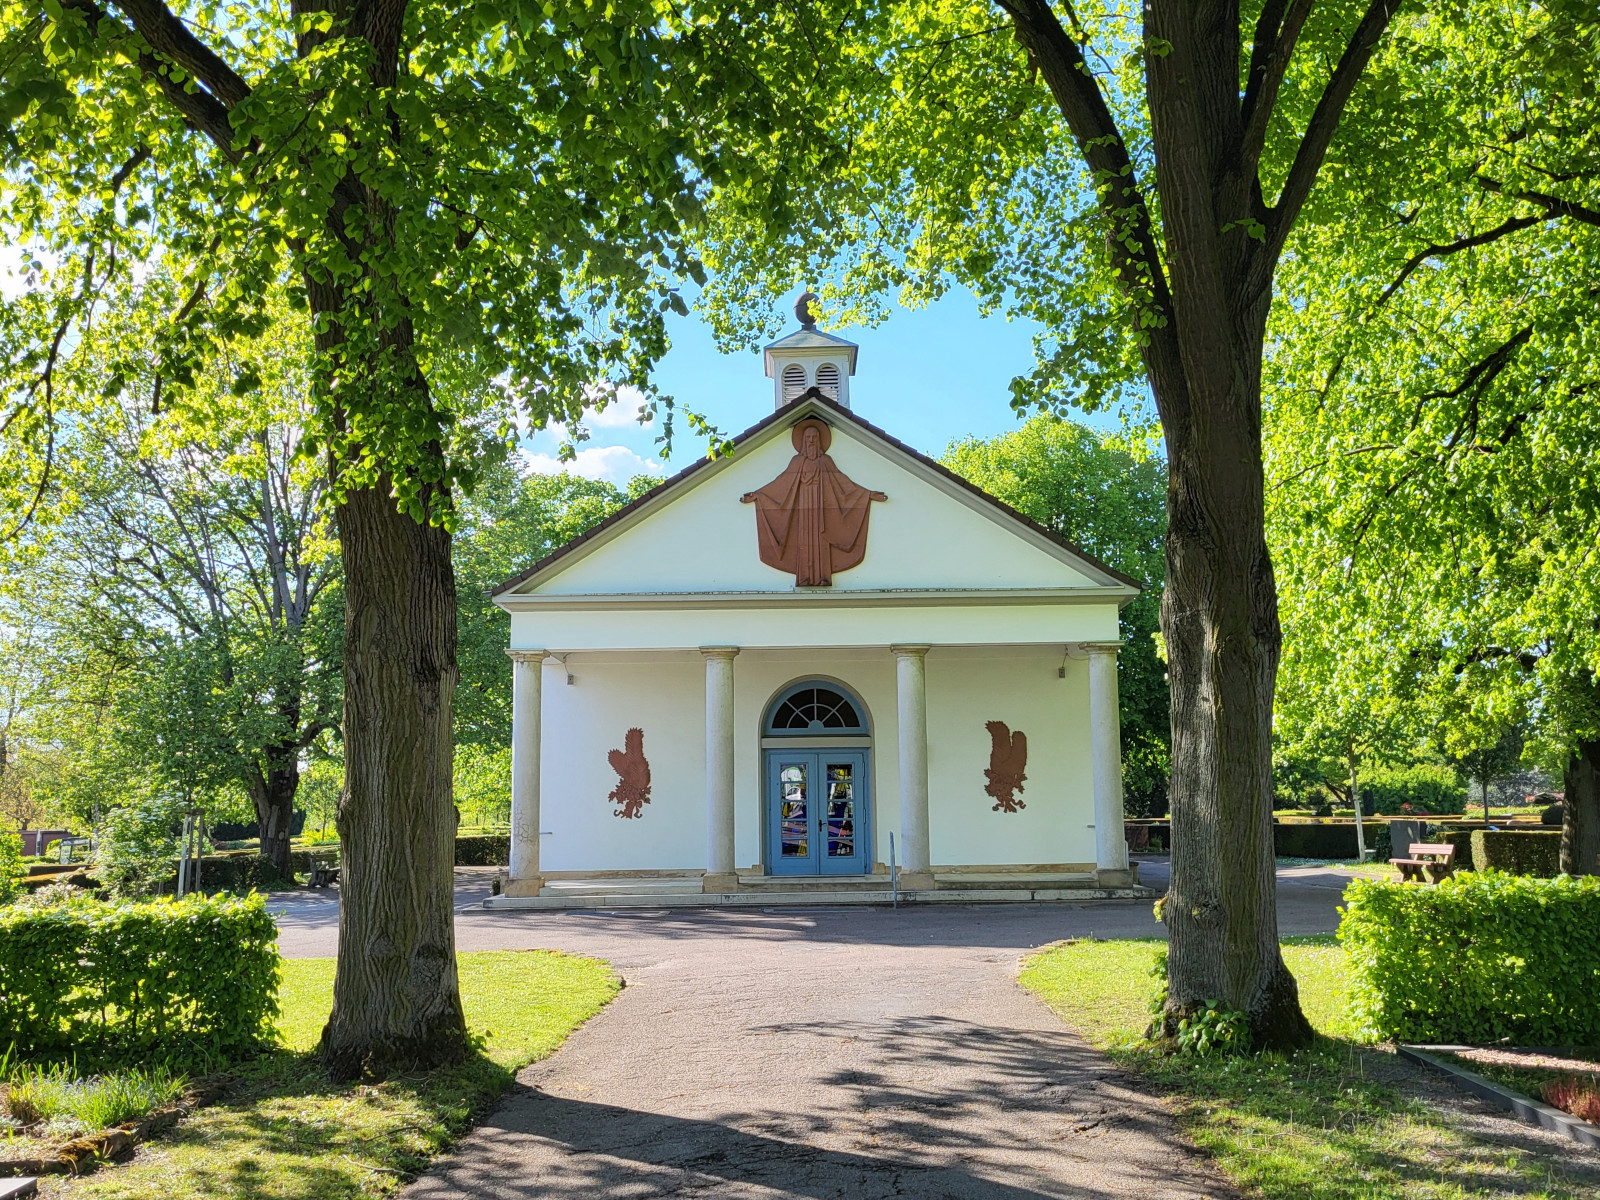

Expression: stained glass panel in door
xmin=825 ymin=762 xmax=855 ymax=858
xmin=779 ymin=763 xmax=808 ymax=858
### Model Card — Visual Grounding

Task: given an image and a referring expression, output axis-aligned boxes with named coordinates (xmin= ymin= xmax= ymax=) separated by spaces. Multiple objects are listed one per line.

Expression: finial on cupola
xmin=795 ymin=290 xmax=820 ymax=330
xmin=763 ymin=290 xmax=859 ymax=411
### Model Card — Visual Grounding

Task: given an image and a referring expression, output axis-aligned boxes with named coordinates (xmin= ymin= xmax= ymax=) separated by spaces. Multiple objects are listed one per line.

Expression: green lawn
xmin=1019 ymin=937 xmax=1593 ymax=1200
xmin=44 ymin=950 xmax=618 ymax=1199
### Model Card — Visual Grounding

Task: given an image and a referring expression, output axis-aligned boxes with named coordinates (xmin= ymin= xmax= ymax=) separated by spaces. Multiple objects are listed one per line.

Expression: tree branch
xmin=113 ymin=0 xmax=250 ymax=105
xmin=1476 ymin=176 xmax=1600 ymax=228
xmin=1267 ymin=0 xmax=1399 ymax=257
xmin=993 ymin=0 xmax=1184 ymax=402
xmin=1379 ymin=213 xmax=1546 ymax=303
xmin=1239 ymin=0 xmax=1315 ymax=176
xmin=60 ymin=0 xmax=246 ymax=157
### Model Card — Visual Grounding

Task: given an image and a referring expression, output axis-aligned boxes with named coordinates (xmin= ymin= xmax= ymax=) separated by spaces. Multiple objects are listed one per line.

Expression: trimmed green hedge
xmin=1472 ymin=830 xmax=1562 ymax=877
xmin=1340 ymin=872 xmax=1600 ymax=1044
xmin=1274 ymin=821 xmax=1385 ymax=859
xmin=454 ymin=834 xmax=510 ymax=866
xmin=0 ymin=893 xmax=281 ymax=1059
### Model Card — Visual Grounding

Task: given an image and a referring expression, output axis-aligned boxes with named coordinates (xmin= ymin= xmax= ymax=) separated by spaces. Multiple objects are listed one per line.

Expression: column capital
xmin=890 ymin=643 xmax=932 ymax=658
xmin=1069 ymin=641 xmax=1121 ymax=659
xmin=506 ymin=649 xmax=550 ymax=663
xmin=699 ymin=646 xmax=741 ymax=659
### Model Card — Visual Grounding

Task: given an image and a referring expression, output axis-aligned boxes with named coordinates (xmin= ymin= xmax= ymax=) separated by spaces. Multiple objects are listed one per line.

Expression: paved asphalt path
xmin=270 ymin=863 xmax=1355 ymax=1199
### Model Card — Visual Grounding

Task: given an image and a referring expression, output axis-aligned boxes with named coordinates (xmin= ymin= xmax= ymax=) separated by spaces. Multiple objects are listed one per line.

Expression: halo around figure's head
xmin=791 ymin=417 xmax=831 ymax=453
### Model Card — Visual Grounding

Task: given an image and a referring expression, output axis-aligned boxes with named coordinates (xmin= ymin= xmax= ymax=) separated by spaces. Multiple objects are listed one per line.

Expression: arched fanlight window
xmin=815 ymin=362 xmax=840 ymax=399
xmin=781 ymin=363 xmax=808 ymax=402
xmin=765 ymin=682 xmax=869 ymax=735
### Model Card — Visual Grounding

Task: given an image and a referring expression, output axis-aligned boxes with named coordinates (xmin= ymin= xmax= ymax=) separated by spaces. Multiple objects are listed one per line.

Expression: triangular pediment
xmin=493 ymin=395 xmax=1140 ymax=604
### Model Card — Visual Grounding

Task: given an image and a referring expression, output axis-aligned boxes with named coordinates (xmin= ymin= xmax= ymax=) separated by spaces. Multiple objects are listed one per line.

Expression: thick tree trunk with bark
xmin=1155 ymin=312 xmax=1313 ymax=1050
xmin=246 ymin=749 xmax=301 ymax=875
xmin=995 ymin=0 xmax=1398 ymax=1049
xmin=319 ymin=483 xmax=467 ymax=1079
xmin=1562 ymin=740 xmax=1600 ymax=877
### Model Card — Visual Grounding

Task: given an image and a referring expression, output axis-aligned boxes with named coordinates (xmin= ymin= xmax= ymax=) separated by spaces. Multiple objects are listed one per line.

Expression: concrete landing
xmin=482 ymin=881 xmax=1157 ymax=910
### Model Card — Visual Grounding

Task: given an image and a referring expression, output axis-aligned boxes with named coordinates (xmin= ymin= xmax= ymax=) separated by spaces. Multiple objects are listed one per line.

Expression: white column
xmin=1088 ymin=643 xmax=1134 ymax=885
xmin=702 ymin=647 xmax=739 ymax=891
xmin=893 ymin=645 xmax=933 ymax=884
xmin=506 ymin=650 xmax=547 ymax=897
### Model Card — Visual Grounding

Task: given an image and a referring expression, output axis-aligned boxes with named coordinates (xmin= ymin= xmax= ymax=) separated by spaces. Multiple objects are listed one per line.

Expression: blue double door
xmin=764 ymin=749 xmax=870 ymax=875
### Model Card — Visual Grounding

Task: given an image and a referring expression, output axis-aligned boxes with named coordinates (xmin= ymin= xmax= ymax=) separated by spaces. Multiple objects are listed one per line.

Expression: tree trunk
xmin=1562 ymin=739 xmax=1600 ymax=877
xmin=319 ymin=483 xmax=466 ymax=1079
xmin=1160 ymin=390 xmax=1313 ymax=1050
xmin=256 ymin=754 xmax=300 ymax=876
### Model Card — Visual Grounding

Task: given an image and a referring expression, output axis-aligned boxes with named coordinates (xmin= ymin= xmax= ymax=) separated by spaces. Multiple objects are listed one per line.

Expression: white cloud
xmin=585 ymin=385 xmax=654 ymax=429
xmin=521 ymin=444 xmax=663 ymax=485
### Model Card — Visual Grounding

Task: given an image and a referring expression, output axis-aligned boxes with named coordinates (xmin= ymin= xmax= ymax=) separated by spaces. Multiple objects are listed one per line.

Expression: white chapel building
xmin=485 ymin=301 xmax=1146 ymax=907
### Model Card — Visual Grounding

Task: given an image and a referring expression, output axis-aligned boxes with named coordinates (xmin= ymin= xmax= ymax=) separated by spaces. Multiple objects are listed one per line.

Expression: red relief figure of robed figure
xmin=740 ymin=418 xmax=887 ymax=586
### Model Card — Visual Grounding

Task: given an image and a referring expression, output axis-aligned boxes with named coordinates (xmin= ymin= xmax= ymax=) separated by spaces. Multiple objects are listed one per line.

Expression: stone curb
xmin=1398 ymin=1045 xmax=1600 ymax=1150
xmin=0 ymin=1177 xmax=38 ymax=1198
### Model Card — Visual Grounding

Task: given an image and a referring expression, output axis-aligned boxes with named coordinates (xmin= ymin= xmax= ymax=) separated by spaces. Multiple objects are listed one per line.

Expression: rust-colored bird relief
xmin=740 ymin=418 xmax=886 ymax=586
xmin=984 ymin=721 xmax=1028 ymax=813
xmin=608 ymin=728 xmax=652 ymax=819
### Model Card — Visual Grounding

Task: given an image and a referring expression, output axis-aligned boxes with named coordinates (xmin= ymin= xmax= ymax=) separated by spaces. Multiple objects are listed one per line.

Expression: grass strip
xmin=41 ymin=949 xmax=618 ymax=1199
xmin=1019 ymin=936 xmax=1594 ymax=1200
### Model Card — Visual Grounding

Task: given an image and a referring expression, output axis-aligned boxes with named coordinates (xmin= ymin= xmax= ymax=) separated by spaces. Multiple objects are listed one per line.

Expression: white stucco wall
xmin=925 ymin=646 xmax=1097 ymax=868
xmin=535 ymin=644 xmax=1097 ymax=874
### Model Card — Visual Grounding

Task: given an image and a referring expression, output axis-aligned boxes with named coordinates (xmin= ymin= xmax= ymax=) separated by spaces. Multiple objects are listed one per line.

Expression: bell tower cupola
xmin=763 ymin=291 xmax=859 ymax=411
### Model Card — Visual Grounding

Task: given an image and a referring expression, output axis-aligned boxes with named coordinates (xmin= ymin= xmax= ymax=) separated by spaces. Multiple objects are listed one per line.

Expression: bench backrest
xmin=1406 ymin=842 xmax=1456 ymax=860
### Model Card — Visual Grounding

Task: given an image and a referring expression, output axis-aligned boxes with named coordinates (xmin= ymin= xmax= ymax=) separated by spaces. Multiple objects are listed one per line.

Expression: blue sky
xmin=521 ymin=287 xmax=1123 ymax=485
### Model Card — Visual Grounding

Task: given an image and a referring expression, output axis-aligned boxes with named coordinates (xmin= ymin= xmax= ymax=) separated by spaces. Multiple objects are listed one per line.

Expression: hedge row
xmin=454 ymin=834 xmax=510 ymax=866
xmin=1340 ymin=872 xmax=1600 ymax=1044
xmin=1474 ymin=830 xmax=1562 ymax=876
xmin=1425 ymin=829 xmax=1561 ymax=877
xmin=0 ymin=893 xmax=281 ymax=1059
xmin=1273 ymin=821 xmax=1387 ymax=860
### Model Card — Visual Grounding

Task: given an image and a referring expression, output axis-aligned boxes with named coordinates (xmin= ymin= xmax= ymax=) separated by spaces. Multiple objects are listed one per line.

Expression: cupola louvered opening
xmin=815 ymin=361 xmax=840 ymax=399
xmin=781 ymin=363 xmax=808 ymax=402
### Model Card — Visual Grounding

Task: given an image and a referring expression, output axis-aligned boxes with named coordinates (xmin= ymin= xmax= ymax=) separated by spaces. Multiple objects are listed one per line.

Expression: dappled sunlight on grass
xmin=44 ymin=950 xmax=618 ymax=1199
xmin=1020 ymin=937 xmax=1595 ymax=1200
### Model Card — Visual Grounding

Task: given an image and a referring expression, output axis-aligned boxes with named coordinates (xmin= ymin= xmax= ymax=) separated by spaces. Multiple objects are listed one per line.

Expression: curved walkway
xmin=402 ymin=901 xmax=1238 ymax=1199
xmin=265 ymin=863 xmax=1350 ymax=1199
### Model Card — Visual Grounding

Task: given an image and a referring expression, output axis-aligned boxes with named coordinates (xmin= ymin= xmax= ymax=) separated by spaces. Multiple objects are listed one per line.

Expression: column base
xmin=1094 ymin=865 xmax=1140 ymax=888
xmin=895 ymin=871 xmax=937 ymax=891
xmin=701 ymin=872 xmax=739 ymax=893
xmin=503 ymin=875 xmax=544 ymax=898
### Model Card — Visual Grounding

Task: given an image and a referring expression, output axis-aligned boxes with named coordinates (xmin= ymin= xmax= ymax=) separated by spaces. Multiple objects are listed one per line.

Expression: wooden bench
xmin=307 ymin=852 xmax=340 ymax=889
xmin=1393 ymin=842 xmax=1456 ymax=884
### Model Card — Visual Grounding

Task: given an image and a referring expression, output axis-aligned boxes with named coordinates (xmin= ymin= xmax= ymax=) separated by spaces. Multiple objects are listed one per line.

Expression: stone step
xmin=485 ymin=884 xmax=1157 ymax=911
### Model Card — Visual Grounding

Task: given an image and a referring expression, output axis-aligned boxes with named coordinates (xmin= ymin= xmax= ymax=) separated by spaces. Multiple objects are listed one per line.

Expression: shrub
xmin=1274 ymin=821 xmax=1385 ymax=859
xmin=1363 ymin=764 xmax=1466 ymax=816
xmin=0 ymin=824 xmax=22 ymax=905
xmin=95 ymin=796 xmax=185 ymax=898
xmin=454 ymin=834 xmax=510 ymax=866
xmin=0 ymin=893 xmax=281 ymax=1060
xmin=1470 ymin=830 xmax=1562 ymax=877
xmin=1340 ymin=872 xmax=1600 ymax=1044
xmin=1542 ymin=1077 xmax=1600 ymax=1123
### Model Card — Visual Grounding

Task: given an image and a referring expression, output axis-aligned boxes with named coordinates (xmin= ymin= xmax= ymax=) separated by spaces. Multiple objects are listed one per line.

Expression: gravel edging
xmin=1399 ymin=1045 xmax=1600 ymax=1150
